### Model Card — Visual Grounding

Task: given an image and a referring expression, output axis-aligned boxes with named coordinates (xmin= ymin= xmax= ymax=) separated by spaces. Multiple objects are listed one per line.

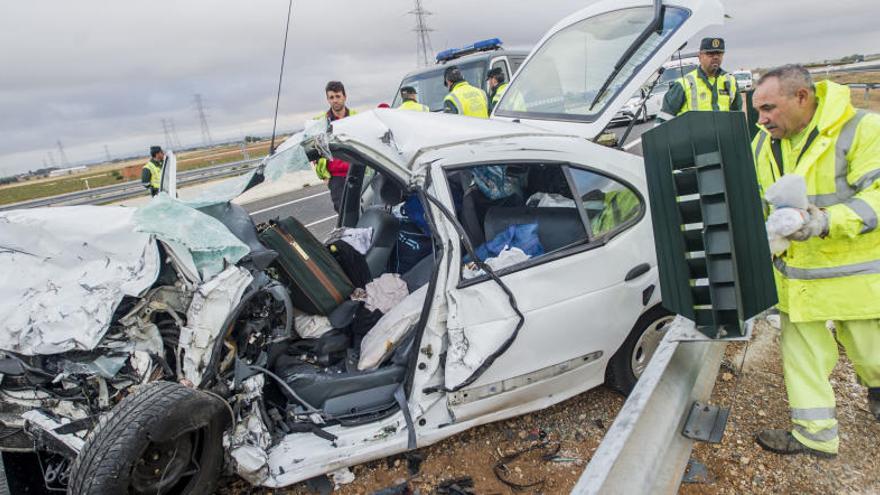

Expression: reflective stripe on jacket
xmin=399 ymin=100 xmax=429 ymax=112
xmin=444 ymin=81 xmax=489 ymax=118
xmin=752 ymin=80 xmax=880 ymax=322
xmin=313 ymin=108 xmax=358 ymax=179
xmin=143 ymin=160 xmax=162 ymax=189
xmin=676 ymin=68 xmax=737 ymax=115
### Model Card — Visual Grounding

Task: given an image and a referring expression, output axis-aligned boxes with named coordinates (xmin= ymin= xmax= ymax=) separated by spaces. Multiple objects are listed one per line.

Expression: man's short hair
xmin=757 ymin=64 xmax=814 ymax=96
xmin=325 ymin=80 xmax=346 ymax=96
xmin=400 ymin=86 xmax=417 ymax=95
xmin=149 ymin=146 xmax=163 ymax=158
xmin=487 ymin=67 xmax=506 ymax=83
xmin=444 ymin=66 xmax=464 ymax=85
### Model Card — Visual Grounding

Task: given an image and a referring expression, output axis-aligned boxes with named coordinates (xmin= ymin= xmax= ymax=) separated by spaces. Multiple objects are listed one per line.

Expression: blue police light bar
xmin=436 ymin=38 xmax=503 ymax=63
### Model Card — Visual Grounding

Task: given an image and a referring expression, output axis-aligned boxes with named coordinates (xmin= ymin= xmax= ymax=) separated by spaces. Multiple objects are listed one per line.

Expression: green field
xmin=0 ymin=145 xmax=271 ymax=206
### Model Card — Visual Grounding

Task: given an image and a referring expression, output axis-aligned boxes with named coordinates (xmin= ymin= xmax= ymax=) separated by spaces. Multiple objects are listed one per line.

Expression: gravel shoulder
xmin=220 ymin=318 xmax=880 ymax=494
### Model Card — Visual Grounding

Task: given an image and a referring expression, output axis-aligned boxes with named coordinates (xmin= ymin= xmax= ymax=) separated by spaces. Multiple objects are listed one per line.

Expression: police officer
xmin=141 ymin=146 xmax=164 ymax=197
xmin=442 ymin=66 xmax=489 ymax=118
xmin=398 ymin=86 xmax=429 ymax=112
xmin=313 ymin=81 xmax=357 ymax=213
xmin=657 ymin=37 xmax=741 ymax=122
xmin=487 ymin=67 xmax=508 ymax=113
xmin=751 ymin=65 xmax=880 ymax=458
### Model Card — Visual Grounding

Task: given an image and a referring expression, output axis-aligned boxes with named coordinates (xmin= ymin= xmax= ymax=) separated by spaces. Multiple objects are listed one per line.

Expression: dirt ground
xmin=219 ymin=318 xmax=880 ymax=494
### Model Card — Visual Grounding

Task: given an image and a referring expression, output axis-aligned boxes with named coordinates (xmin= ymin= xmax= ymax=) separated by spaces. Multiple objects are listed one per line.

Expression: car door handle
xmin=625 ymin=263 xmax=651 ymax=282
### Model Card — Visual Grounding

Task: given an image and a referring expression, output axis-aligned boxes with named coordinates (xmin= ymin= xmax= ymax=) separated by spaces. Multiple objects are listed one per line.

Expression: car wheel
xmin=605 ymin=306 xmax=674 ymax=395
xmin=68 ymin=381 xmax=229 ymax=495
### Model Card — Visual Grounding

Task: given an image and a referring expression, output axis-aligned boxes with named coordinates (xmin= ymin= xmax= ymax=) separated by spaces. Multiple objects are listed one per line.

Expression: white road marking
xmin=305 ymin=214 xmax=338 ymax=227
xmin=623 ymin=137 xmax=643 ymax=151
xmin=249 ymin=190 xmax=330 ymax=215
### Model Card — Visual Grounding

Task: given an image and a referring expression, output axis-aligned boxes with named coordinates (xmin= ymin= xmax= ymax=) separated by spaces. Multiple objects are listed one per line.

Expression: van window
xmin=394 ymin=60 xmax=487 ymax=111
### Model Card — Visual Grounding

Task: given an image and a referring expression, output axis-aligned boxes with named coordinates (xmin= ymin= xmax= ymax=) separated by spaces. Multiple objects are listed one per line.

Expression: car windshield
xmin=496 ymin=6 xmax=689 ymax=120
xmin=392 ymin=60 xmax=486 ymax=111
xmin=735 ymin=73 xmax=751 ymax=80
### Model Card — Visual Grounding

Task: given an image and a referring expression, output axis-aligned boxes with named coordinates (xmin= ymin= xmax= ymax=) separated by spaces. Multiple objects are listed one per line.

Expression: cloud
xmin=0 ymin=0 xmax=875 ymax=175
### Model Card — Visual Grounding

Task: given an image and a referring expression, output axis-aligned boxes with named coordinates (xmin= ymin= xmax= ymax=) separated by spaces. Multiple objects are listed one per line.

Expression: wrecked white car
xmin=0 ymin=0 xmax=721 ymax=492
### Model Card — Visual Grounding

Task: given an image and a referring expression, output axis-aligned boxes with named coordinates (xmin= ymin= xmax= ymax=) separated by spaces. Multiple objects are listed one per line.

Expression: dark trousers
xmin=328 ymin=176 xmax=346 ymax=214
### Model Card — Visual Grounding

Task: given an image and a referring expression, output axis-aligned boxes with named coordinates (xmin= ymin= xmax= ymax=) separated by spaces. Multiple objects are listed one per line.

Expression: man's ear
xmin=796 ymin=87 xmax=810 ymax=105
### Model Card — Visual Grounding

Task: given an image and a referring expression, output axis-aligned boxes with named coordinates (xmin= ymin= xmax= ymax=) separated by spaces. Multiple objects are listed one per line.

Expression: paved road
xmin=242 ymin=185 xmax=338 ymax=239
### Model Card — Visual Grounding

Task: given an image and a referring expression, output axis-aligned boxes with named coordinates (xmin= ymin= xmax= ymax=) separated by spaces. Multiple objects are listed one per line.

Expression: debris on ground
xmin=218 ymin=319 xmax=880 ymax=494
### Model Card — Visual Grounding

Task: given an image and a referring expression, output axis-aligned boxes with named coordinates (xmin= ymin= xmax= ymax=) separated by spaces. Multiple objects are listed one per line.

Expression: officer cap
xmin=400 ymin=86 xmax=417 ymax=95
xmin=700 ymin=37 xmax=725 ymax=53
xmin=149 ymin=146 xmax=163 ymax=157
xmin=487 ymin=67 xmax=505 ymax=82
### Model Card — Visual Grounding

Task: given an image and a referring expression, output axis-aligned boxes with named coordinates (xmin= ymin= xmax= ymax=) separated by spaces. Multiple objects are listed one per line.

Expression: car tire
xmin=68 ymin=381 xmax=229 ymax=495
xmin=605 ymin=306 xmax=674 ymax=396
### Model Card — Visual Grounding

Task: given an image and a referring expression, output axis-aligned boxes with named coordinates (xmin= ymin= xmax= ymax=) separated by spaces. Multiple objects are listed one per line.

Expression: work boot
xmin=755 ymin=429 xmax=836 ymax=459
xmin=869 ymin=388 xmax=880 ymax=422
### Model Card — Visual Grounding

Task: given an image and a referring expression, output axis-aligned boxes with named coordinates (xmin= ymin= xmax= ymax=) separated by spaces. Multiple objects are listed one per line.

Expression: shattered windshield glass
xmin=496 ymin=6 xmax=689 ymax=120
xmin=183 ymin=133 xmax=313 ymax=208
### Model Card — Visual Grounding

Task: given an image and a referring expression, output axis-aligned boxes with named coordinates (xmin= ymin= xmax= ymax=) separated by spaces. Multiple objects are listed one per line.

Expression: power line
xmin=168 ymin=118 xmax=182 ymax=149
xmin=56 ymin=140 xmax=70 ymax=167
xmin=161 ymin=118 xmax=174 ymax=151
xmin=409 ymin=0 xmax=435 ymax=67
xmin=194 ymin=93 xmax=213 ymax=147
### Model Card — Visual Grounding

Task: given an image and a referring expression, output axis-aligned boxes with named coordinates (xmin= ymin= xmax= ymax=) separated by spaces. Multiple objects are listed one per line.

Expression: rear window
xmin=393 ymin=61 xmax=487 ymax=111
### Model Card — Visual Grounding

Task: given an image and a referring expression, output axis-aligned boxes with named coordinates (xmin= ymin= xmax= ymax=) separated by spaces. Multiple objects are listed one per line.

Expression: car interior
xmin=444 ymin=161 xmax=643 ymax=281
xmin=211 ymin=159 xmax=439 ymax=428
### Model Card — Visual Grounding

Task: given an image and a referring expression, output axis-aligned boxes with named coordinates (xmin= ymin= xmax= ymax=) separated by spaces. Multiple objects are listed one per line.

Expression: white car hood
xmin=307 ymin=109 xmax=559 ymax=175
xmin=0 ymin=206 xmax=160 ymax=355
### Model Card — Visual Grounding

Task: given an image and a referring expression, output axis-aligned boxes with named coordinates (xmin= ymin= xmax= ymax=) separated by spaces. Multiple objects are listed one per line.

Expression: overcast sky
xmin=0 ymin=0 xmax=876 ymax=176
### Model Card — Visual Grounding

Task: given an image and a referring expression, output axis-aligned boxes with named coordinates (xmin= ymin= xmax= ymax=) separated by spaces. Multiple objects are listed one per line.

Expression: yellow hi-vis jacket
xmin=753 ymin=80 xmax=880 ymax=322
xmin=444 ymin=81 xmax=489 ymax=118
xmin=676 ymin=68 xmax=737 ymax=115
xmin=491 ymin=82 xmax=509 ymax=108
xmin=143 ymin=160 xmax=162 ymax=189
xmin=399 ymin=99 xmax=429 ymax=112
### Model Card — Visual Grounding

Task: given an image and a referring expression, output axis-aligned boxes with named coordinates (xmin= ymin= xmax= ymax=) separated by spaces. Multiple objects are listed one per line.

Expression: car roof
xmin=399 ymin=49 xmax=529 ymax=80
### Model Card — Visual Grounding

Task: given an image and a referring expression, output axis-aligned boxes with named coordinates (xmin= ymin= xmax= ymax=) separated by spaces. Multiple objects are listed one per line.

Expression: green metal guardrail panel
xmin=642 ymin=111 xmax=776 ymax=338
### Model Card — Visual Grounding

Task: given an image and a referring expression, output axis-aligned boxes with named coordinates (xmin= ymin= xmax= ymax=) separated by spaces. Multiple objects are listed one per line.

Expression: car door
xmin=492 ymin=0 xmax=724 ymax=138
xmin=421 ymin=138 xmax=657 ymax=421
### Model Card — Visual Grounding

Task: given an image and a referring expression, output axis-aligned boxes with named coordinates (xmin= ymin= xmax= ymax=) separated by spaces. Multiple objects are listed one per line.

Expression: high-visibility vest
xmin=675 ymin=68 xmax=737 ymax=115
xmin=752 ymin=80 xmax=880 ymax=322
xmin=399 ymin=99 xmax=429 ymax=112
xmin=444 ymin=81 xmax=489 ymax=118
xmin=491 ymin=82 xmax=509 ymax=108
xmin=143 ymin=160 xmax=162 ymax=189
xmin=313 ymin=108 xmax=358 ymax=179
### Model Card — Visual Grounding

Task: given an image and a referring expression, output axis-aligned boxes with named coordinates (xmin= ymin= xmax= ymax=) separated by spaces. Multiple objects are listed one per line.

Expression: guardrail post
xmin=572 ymin=316 xmax=728 ymax=494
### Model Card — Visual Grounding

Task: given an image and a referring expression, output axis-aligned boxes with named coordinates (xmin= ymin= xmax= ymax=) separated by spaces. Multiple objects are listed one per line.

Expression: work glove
xmin=788 ymin=204 xmax=828 ymax=241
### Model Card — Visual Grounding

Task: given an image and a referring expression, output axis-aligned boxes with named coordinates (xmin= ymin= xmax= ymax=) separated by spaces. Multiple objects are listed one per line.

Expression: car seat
xmin=356 ymin=175 xmax=403 ymax=278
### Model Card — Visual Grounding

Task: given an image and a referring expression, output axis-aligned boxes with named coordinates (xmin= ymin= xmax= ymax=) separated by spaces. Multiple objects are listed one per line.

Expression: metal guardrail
xmin=572 ymin=316 xmax=730 ymax=494
xmin=847 ymin=83 xmax=878 ymax=109
xmin=0 ymin=158 xmax=262 ymax=211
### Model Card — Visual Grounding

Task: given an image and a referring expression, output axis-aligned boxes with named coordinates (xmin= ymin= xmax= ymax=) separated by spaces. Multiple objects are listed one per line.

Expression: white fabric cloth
xmin=294 ymin=312 xmax=334 ymax=339
xmin=766 ymin=208 xmax=807 ymax=254
xmin=462 ymin=247 xmax=531 ymax=279
xmin=359 ymin=273 xmax=409 ymax=313
xmin=325 ymin=227 xmax=373 ymax=255
xmin=358 ymin=285 xmax=428 ymax=370
xmin=526 ymin=192 xmax=576 ymax=208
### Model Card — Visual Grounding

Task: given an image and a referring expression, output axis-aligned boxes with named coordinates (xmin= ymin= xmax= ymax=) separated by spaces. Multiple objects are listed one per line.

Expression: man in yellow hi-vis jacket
xmin=751 ymin=64 xmax=880 ymax=458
